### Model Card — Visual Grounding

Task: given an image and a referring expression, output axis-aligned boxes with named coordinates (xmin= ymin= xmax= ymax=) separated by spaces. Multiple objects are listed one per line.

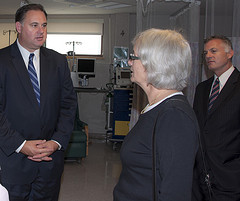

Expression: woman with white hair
xmin=113 ymin=28 xmax=199 ymax=201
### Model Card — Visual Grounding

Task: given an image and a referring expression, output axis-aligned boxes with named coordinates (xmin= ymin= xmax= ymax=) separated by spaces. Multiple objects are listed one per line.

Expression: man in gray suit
xmin=0 ymin=4 xmax=77 ymax=201
xmin=193 ymin=35 xmax=240 ymax=201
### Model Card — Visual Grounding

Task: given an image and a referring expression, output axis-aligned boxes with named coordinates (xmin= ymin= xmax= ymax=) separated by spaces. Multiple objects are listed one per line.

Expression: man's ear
xmin=15 ymin=22 xmax=22 ymax=34
xmin=227 ymin=49 xmax=234 ymax=60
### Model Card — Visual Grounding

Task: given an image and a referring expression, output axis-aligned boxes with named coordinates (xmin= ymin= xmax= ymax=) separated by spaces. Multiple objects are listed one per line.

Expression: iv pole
xmin=66 ymin=41 xmax=82 ymax=72
xmin=3 ymin=30 xmax=17 ymax=45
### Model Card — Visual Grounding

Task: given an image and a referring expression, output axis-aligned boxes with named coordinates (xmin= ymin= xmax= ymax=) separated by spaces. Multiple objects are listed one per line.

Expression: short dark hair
xmin=204 ymin=35 xmax=233 ymax=51
xmin=15 ymin=4 xmax=47 ymax=23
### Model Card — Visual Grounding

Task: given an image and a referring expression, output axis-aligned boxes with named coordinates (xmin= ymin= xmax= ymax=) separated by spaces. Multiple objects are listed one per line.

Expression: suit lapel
xmin=203 ymin=77 xmax=213 ymax=118
xmin=39 ymin=47 xmax=52 ymax=110
xmin=11 ymin=42 xmax=40 ymax=112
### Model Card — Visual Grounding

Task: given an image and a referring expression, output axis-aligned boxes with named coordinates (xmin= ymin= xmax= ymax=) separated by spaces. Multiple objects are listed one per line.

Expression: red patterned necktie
xmin=208 ymin=78 xmax=219 ymax=111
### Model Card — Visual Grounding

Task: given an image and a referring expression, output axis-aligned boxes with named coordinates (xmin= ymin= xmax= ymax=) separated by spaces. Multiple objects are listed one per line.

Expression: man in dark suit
xmin=192 ymin=35 xmax=240 ymax=201
xmin=0 ymin=4 xmax=77 ymax=201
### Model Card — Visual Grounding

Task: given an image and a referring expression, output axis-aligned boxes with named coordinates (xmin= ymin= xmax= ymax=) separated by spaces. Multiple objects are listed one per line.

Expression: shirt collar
xmin=142 ymin=92 xmax=183 ymax=114
xmin=214 ymin=65 xmax=234 ymax=90
xmin=17 ymin=39 xmax=40 ymax=65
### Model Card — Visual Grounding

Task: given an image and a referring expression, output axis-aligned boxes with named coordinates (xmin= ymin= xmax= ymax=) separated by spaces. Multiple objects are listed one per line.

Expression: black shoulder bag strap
xmin=197 ymin=128 xmax=213 ymax=200
xmin=152 ymin=112 xmax=158 ymax=201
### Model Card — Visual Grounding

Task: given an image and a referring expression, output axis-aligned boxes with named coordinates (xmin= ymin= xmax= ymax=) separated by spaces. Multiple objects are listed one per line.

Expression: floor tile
xmin=59 ymin=141 xmax=121 ymax=201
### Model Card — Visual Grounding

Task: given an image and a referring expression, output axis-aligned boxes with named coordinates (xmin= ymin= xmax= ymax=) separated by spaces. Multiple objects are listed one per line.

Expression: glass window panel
xmin=46 ymin=34 xmax=102 ymax=55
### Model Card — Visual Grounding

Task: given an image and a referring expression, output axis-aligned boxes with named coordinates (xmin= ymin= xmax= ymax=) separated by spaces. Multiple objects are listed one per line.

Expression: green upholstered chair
xmin=65 ymin=107 xmax=87 ymax=162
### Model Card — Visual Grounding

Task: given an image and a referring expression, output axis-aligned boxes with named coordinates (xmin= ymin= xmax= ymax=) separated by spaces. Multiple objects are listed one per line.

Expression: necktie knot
xmin=28 ymin=53 xmax=35 ymax=69
xmin=29 ymin=53 xmax=34 ymax=60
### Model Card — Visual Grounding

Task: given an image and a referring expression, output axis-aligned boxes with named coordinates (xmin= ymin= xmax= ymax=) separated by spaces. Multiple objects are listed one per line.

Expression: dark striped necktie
xmin=208 ymin=78 xmax=219 ymax=111
xmin=28 ymin=53 xmax=40 ymax=106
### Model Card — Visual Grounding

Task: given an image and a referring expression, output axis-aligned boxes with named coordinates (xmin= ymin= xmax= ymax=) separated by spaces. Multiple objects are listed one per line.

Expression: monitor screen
xmin=77 ymin=58 xmax=95 ymax=75
xmin=121 ymin=71 xmax=131 ymax=79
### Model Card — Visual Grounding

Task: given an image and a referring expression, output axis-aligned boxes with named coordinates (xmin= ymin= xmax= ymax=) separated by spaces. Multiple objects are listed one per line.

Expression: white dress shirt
xmin=0 ymin=184 xmax=9 ymax=201
xmin=210 ymin=65 xmax=235 ymax=96
xmin=17 ymin=39 xmax=40 ymax=85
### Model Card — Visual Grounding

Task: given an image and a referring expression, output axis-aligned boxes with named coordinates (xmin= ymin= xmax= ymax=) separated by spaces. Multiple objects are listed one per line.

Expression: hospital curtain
xmin=129 ymin=0 xmax=201 ymax=129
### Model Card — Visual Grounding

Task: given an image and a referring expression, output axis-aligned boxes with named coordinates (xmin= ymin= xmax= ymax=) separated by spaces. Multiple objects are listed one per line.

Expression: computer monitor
xmin=77 ymin=58 xmax=95 ymax=77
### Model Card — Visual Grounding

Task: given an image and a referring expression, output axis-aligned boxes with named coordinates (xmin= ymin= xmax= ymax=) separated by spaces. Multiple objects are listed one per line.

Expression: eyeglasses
xmin=129 ymin=53 xmax=140 ymax=61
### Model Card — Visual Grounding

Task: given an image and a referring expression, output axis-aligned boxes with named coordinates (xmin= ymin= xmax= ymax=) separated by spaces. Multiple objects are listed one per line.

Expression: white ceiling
xmin=0 ymin=0 xmax=189 ymax=15
xmin=0 ymin=0 xmax=233 ymax=16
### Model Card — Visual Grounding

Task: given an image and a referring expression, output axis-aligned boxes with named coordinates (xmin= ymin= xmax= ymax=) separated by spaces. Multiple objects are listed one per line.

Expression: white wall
xmin=0 ymin=19 xmax=17 ymax=48
xmin=47 ymin=15 xmax=113 ymax=136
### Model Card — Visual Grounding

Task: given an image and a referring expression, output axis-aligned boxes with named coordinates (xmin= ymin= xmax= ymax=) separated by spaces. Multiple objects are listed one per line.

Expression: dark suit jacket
xmin=193 ymin=67 xmax=240 ymax=198
xmin=0 ymin=41 xmax=77 ymax=184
